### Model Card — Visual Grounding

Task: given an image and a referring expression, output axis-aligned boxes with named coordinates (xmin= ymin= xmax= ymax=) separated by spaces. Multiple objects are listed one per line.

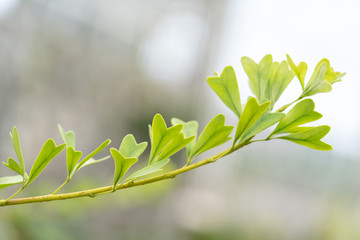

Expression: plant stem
xmin=0 ymin=140 xmax=251 ymax=207
xmin=276 ymin=97 xmax=301 ymax=112
xmin=52 ymin=179 xmax=69 ymax=195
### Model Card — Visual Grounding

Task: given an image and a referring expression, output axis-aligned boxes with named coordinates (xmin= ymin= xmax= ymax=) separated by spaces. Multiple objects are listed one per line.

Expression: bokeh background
xmin=0 ymin=0 xmax=360 ymax=239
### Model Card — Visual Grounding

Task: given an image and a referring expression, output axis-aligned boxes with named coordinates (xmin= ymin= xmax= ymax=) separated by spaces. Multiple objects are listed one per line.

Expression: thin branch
xmin=0 ymin=140 xmax=250 ymax=207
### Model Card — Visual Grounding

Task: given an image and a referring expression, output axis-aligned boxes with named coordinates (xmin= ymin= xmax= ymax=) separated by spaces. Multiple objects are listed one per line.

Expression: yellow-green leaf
xmin=207 ymin=66 xmax=242 ymax=118
xmin=149 ymin=114 xmax=183 ymax=164
xmin=171 ymin=118 xmax=198 ymax=159
xmin=58 ymin=124 xmax=76 ymax=148
xmin=276 ymin=126 xmax=332 ymax=151
xmin=122 ymin=158 xmax=170 ymax=183
xmin=27 ymin=139 xmax=66 ymax=186
xmin=234 ymin=97 xmax=270 ymax=144
xmin=242 ymin=55 xmax=273 ymax=101
xmin=9 ymin=127 xmax=26 ymax=178
xmin=0 ymin=175 xmax=23 ymax=190
xmin=119 ymin=134 xmax=147 ymax=158
xmin=190 ymin=114 xmax=233 ymax=159
xmin=271 ymin=99 xmax=322 ymax=136
xmin=111 ymin=148 xmax=138 ymax=190
xmin=286 ymin=54 xmax=307 ymax=90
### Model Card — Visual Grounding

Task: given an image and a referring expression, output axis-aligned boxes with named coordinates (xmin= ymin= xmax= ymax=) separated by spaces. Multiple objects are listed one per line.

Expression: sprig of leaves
xmin=0 ymin=54 xmax=343 ymax=207
xmin=1 ymin=127 xmax=66 ymax=198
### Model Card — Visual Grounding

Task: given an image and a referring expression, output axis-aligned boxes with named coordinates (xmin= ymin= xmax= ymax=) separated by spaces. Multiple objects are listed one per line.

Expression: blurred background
xmin=0 ymin=0 xmax=360 ymax=239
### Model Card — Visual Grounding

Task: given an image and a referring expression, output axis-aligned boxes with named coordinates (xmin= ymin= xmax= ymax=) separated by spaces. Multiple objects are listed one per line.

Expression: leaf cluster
xmin=0 ymin=54 xmax=344 ymax=206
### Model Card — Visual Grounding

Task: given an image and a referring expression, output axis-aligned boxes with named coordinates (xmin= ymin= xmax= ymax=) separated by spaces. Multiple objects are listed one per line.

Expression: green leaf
xmin=171 ymin=118 xmax=198 ymax=159
xmin=73 ymin=139 xmax=111 ymax=173
xmin=242 ymin=55 xmax=273 ymax=101
xmin=234 ymin=97 xmax=270 ymax=144
xmin=149 ymin=114 xmax=183 ymax=164
xmin=3 ymin=158 xmax=23 ymax=176
xmin=123 ymin=158 xmax=170 ymax=183
xmin=9 ymin=127 xmax=26 ymax=178
xmin=110 ymin=148 xmax=138 ymax=189
xmin=285 ymin=126 xmax=314 ymax=133
xmin=286 ymin=54 xmax=307 ymax=90
xmin=58 ymin=124 xmax=76 ymax=148
xmin=271 ymin=99 xmax=322 ymax=136
xmin=0 ymin=175 xmax=23 ymax=190
xmin=207 ymin=66 xmax=242 ymax=118
xmin=119 ymin=134 xmax=147 ymax=158
xmin=268 ymin=61 xmax=294 ymax=105
xmin=240 ymin=112 xmax=285 ymax=141
xmin=66 ymin=147 xmax=82 ymax=178
xmin=301 ymin=60 xmax=331 ymax=97
xmin=190 ymin=114 xmax=233 ymax=159
xmin=276 ymin=126 xmax=332 ymax=150
xmin=76 ymin=156 xmax=111 ymax=171
xmin=27 ymin=139 xmax=66 ymax=185
xmin=157 ymin=133 xmax=195 ymax=161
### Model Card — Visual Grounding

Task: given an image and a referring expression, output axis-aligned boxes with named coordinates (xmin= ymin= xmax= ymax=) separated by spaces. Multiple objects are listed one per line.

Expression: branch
xmin=0 ymin=140 xmax=250 ymax=207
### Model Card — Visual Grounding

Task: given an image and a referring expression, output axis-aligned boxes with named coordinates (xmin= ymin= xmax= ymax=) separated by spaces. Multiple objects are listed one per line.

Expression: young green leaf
xmin=286 ymin=54 xmax=307 ymax=90
xmin=123 ymin=158 xmax=170 ymax=183
xmin=190 ymin=114 xmax=233 ymax=159
xmin=171 ymin=118 xmax=198 ymax=159
xmin=268 ymin=61 xmax=294 ymax=105
xmin=3 ymin=158 xmax=23 ymax=176
xmin=27 ymin=139 xmax=66 ymax=185
xmin=234 ymin=97 xmax=270 ymax=144
xmin=58 ymin=124 xmax=76 ymax=148
xmin=157 ymin=133 xmax=195 ymax=161
xmin=239 ymin=112 xmax=285 ymax=142
xmin=299 ymin=58 xmax=345 ymax=98
xmin=110 ymin=148 xmax=138 ymax=190
xmin=242 ymin=55 xmax=273 ymax=101
xmin=76 ymin=156 xmax=111 ymax=171
xmin=207 ymin=66 xmax=242 ymax=118
xmin=73 ymin=139 xmax=111 ymax=173
xmin=66 ymin=147 xmax=82 ymax=178
xmin=301 ymin=61 xmax=330 ymax=97
xmin=270 ymin=99 xmax=322 ymax=136
xmin=9 ymin=127 xmax=26 ymax=178
xmin=276 ymin=126 xmax=332 ymax=150
xmin=149 ymin=114 xmax=183 ymax=164
xmin=119 ymin=134 xmax=147 ymax=158
xmin=0 ymin=175 xmax=23 ymax=190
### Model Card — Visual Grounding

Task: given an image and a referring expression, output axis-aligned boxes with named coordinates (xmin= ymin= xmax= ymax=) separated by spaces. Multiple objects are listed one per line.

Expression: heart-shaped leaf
xmin=149 ymin=114 xmax=183 ymax=164
xmin=270 ymin=99 xmax=322 ymax=136
xmin=240 ymin=112 xmax=285 ymax=142
xmin=27 ymin=139 xmax=66 ymax=186
xmin=0 ymin=175 xmax=24 ymax=190
xmin=3 ymin=158 xmax=23 ymax=176
xmin=73 ymin=139 xmax=111 ymax=174
xmin=119 ymin=134 xmax=147 ymax=158
xmin=9 ymin=127 xmax=26 ymax=178
xmin=123 ymin=158 xmax=170 ymax=183
xmin=171 ymin=118 xmax=198 ymax=160
xmin=157 ymin=133 xmax=195 ymax=161
xmin=207 ymin=66 xmax=242 ymax=118
xmin=66 ymin=146 xmax=82 ymax=178
xmin=286 ymin=54 xmax=307 ymax=90
xmin=299 ymin=58 xmax=344 ymax=98
xmin=234 ymin=97 xmax=270 ymax=144
xmin=276 ymin=126 xmax=332 ymax=150
xmin=268 ymin=61 xmax=294 ymax=105
xmin=190 ymin=114 xmax=233 ymax=159
xmin=76 ymin=156 xmax=111 ymax=171
xmin=58 ymin=124 xmax=76 ymax=148
xmin=242 ymin=55 xmax=273 ymax=102
xmin=111 ymin=148 xmax=138 ymax=190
